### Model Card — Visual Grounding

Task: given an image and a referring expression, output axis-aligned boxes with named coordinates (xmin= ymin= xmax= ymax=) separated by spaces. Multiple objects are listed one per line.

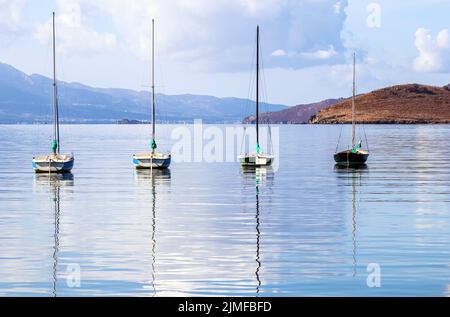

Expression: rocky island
xmin=310 ymin=84 xmax=450 ymax=124
xmin=244 ymin=84 xmax=450 ymax=124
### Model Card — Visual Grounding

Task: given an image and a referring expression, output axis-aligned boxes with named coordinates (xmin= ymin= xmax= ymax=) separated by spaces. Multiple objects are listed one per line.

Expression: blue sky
xmin=0 ymin=0 xmax=449 ymax=105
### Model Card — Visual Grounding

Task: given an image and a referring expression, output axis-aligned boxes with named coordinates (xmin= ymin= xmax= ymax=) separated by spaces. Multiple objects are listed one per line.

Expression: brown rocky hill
xmin=310 ymin=84 xmax=450 ymax=124
xmin=243 ymin=98 xmax=344 ymax=124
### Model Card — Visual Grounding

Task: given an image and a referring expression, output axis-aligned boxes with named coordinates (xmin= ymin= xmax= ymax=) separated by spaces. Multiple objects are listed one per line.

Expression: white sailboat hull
xmin=238 ymin=153 xmax=274 ymax=167
xmin=133 ymin=153 xmax=171 ymax=169
xmin=32 ymin=154 xmax=74 ymax=173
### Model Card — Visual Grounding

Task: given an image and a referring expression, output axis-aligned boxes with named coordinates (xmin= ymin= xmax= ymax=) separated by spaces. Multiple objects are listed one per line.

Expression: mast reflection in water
xmin=241 ymin=166 xmax=274 ymax=295
xmin=334 ymin=164 xmax=367 ymax=278
xmin=34 ymin=173 xmax=74 ymax=297
xmin=134 ymin=169 xmax=171 ymax=296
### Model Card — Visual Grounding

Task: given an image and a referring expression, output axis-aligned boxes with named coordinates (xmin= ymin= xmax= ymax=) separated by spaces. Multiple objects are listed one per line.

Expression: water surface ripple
xmin=0 ymin=124 xmax=449 ymax=296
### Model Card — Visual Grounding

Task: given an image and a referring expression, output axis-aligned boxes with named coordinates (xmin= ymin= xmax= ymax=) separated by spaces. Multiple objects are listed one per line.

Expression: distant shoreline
xmin=2 ymin=122 xmax=450 ymax=125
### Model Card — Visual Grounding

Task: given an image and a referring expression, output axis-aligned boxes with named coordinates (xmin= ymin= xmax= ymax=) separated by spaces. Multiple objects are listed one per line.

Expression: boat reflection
xmin=241 ymin=166 xmax=274 ymax=184
xmin=240 ymin=166 xmax=274 ymax=295
xmin=34 ymin=172 xmax=75 ymax=184
xmin=134 ymin=169 xmax=171 ymax=296
xmin=334 ymin=164 xmax=368 ymax=172
xmin=34 ymin=173 xmax=74 ymax=297
xmin=334 ymin=165 xmax=367 ymax=277
xmin=134 ymin=168 xmax=171 ymax=182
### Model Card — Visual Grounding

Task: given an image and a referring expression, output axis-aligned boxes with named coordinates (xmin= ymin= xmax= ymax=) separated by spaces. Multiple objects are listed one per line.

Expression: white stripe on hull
xmin=33 ymin=160 xmax=74 ymax=173
xmin=238 ymin=154 xmax=274 ymax=167
xmin=133 ymin=152 xmax=171 ymax=169
xmin=134 ymin=158 xmax=171 ymax=169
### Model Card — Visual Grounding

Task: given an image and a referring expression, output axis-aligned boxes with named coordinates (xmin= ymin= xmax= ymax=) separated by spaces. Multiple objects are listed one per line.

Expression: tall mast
xmin=151 ymin=19 xmax=155 ymax=143
xmin=351 ymin=52 xmax=356 ymax=148
xmin=52 ymin=12 xmax=60 ymax=154
xmin=256 ymin=25 xmax=260 ymax=151
xmin=151 ymin=19 xmax=156 ymax=153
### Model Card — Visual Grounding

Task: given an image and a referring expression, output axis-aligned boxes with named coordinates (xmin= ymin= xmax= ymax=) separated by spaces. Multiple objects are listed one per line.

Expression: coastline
xmin=3 ymin=122 xmax=450 ymax=125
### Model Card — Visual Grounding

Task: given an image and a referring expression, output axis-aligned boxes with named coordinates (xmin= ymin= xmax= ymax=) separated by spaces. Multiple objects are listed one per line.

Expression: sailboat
xmin=239 ymin=26 xmax=274 ymax=167
xmin=334 ymin=53 xmax=369 ymax=166
xmin=133 ymin=19 xmax=171 ymax=169
xmin=33 ymin=12 xmax=74 ymax=173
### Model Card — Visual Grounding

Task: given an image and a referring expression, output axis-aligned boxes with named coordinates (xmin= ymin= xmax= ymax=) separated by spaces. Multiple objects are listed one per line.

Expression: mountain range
xmin=3 ymin=62 xmax=450 ymax=125
xmin=0 ymin=62 xmax=287 ymax=124
xmin=243 ymin=98 xmax=344 ymax=124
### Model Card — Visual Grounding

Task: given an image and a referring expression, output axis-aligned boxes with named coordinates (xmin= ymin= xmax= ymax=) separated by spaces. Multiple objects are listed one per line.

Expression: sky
xmin=0 ymin=0 xmax=450 ymax=106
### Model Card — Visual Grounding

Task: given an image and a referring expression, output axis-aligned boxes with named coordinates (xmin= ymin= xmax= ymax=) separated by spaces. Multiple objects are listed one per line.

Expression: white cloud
xmin=237 ymin=0 xmax=288 ymax=18
xmin=0 ymin=0 xmax=22 ymax=29
xmin=301 ymin=45 xmax=337 ymax=60
xmin=436 ymin=28 xmax=450 ymax=49
xmin=34 ymin=0 xmax=117 ymax=56
xmin=271 ymin=45 xmax=338 ymax=61
xmin=55 ymin=0 xmax=349 ymax=70
xmin=413 ymin=28 xmax=450 ymax=73
xmin=271 ymin=49 xmax=287 ymax=57
xmin=333 ymin=1 xmax=342 ymax=14
xmin=0 ymin=0 xmax=24 ymax=36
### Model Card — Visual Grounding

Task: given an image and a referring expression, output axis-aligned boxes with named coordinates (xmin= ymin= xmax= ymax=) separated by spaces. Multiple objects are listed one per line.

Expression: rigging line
xmin=362 ymin=123 xmax=370 ymax=152
xmin=155 ymin=28 xmax=166 ymax=95
xmin=151 ymin=20 xmax=170 ymax=146
xmin=247 ymin=43 xmax=256 ymax=100
xmin=240 ymin=43 xmax=257 ymax=156
xmin=241 ymin=28 xmax=259 ymax=155
xmin=268 ymin=125 xmax=274 ymax=155
xmin=244 ymin=41 xmax=257 ymax=126
xmin=256 ymin=30 xmax=266 ymax=148
xmin=259 ymin=35 xmax=270 ymax=117
xmin=240 ymin=126 xmax=247 ymax=155
xmin=243 ymin=27 xmax=257 ymax=123
xmin=258 ymin=46 xmax=266 ymax=113
xmin=259 ymin=39 xmax=269 ymax=108
xmin=247 ymin=68 xmax=256 ymax=123
xmin=258 ymin=29 xmax=272 ymax=153
xmin=154 ymin=24 xmax=170 ymax=134
xmin=261 ymin=72 xmax=268 ymax=117
xmin=336 ymin=124 xmax=344 ymax=153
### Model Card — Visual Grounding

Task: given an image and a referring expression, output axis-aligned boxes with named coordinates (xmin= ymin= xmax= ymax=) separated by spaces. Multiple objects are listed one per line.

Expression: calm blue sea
xmin=0 ymin=124 xmax=449 ymax=296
